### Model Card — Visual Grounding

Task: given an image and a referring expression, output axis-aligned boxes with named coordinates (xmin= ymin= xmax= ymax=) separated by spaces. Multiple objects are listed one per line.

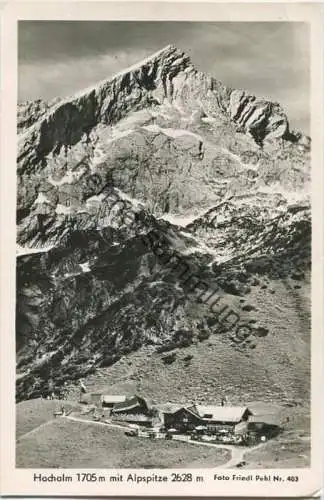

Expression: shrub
xmin=156 ymin=342 xmax=178 ymax=353
xmin=291 ymin=272 xmax=304 ymax=281
xmin=241 ymin=304 xmax=256 ymax=312
xmin=221 ymin=279 xmax=246 ymax=296
xmin=100 ymin=353 xmax=121 ymax=367
xmin=198 ymin=330 xmax=211 ymax=342
xmin=252 ymin=326 xmax=269 ymax=338
xmin=162 ymin=352 xmax=177 ymax=364
xmin=173 ymin=329 xmax=194 ymax=347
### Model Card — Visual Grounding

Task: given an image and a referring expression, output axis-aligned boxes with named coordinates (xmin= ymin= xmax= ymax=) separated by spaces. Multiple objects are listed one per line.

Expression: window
xmin=203 ymin=414 xmax=213 ymax=419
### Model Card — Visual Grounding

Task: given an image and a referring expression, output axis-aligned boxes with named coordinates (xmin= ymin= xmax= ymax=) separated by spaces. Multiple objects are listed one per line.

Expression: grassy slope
xmin=16 ymin=399 xmax=79 ymax=438
xmin=16 ymin=417 xmax=230 ymax=468
xmin=243 ymin=439 xmax=310 ymax=469
xmin=243 ymin=406 xmax=311 ymax=468
xmin=245 ymin=407 xmax=311 ymax=469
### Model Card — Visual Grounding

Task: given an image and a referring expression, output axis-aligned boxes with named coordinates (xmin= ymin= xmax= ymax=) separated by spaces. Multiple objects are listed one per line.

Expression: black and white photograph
xmin=11 ymin=15 xmax=316 ymax=477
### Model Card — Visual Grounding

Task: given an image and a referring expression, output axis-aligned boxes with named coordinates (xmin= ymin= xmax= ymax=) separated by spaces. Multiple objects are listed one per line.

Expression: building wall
xmin=204 ymin=422 xmax=236 ymax=432
xmin=113 ymin=413 xmax=152 ymax=427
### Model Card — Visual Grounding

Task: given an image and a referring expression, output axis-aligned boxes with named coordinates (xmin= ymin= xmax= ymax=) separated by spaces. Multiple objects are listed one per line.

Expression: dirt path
xmin=63 ymin=413 xmax=128 ymax=431
xmin=222 ymin=442 xmax=266 ymax=468
xmin=18 ymin=413 xmax=126 ymax=441
xmin=64 ymin=414 xmax=265 ymax=468
xmin=222 ymin=447 xmax=246 ymax=468
xmin=173 ymin=435 xmax=245 ymax=467
xmin=173 ymin=435 xmax=263 ymax=468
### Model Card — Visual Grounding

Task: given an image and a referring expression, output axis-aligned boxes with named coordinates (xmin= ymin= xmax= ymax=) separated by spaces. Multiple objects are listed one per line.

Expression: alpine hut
xmin=162 ymin=405 xmax=202 ymax=432
xmin=196 ymin=406 xmax=253 ymax=432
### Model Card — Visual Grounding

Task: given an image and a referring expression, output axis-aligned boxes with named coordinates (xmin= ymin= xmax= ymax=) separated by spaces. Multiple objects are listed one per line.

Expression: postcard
xmin=0 ymin=1 xmax=323 ymax=497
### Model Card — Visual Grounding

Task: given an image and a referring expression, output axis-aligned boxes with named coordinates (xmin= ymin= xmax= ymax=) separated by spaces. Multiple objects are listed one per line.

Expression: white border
xmin=1 ymin=2 xmax=323 ymax=497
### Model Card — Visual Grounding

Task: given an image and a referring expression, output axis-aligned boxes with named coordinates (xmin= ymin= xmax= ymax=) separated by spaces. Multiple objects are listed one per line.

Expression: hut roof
xmin=155 ymin=403 xmax=184 ymax=414
xmin=101 ymin=395 xmax=127 ymax=404
xmin=197 ymin=406 xmax=253 ymax=423
xmin=112 ymin=395 xmax=148 ymax=413
xmin=158 ymin=404 xmax=200 ymax=417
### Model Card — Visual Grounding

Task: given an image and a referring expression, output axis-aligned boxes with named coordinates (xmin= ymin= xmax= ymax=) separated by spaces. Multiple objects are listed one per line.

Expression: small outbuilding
xmin=247 ymin=414 xmax=281 ymax=438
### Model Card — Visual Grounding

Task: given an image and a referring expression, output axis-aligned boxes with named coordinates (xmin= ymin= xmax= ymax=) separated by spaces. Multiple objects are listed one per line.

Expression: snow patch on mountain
xmin=48 ymin=167 xmax=87 ymax=186
xmin=86 ymin=193 xmax=107 ymax=206
xmin=142 ymin=124 xmax=202 ymax=141
xmin=79 ymin=261 xmax=91 ymax=273
xmin=114 ymin=188 xmax=146 ymax=210
xmin=56 ymin=204 xmax=74 ymax=215
xmin=16 ymin=244 xmax=54 ymax=256
xmin=257 ymin=184 xmax=309 ymax=205
xmin=34 ymin=192 xmax=52 ymax=205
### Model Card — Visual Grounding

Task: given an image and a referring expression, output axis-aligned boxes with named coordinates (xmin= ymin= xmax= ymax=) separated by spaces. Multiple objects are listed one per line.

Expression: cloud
xmin=19 ymin=49 xmax=151 ymax=101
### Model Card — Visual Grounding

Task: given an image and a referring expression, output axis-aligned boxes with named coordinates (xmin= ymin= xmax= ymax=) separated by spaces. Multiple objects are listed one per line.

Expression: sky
xmin=18 ymin=21 xmax=310 ymax=134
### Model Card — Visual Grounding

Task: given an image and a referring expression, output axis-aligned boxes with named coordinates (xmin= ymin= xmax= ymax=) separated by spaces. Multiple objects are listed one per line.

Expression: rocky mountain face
xmin=16 ymin=45 xmax=311 ymax=403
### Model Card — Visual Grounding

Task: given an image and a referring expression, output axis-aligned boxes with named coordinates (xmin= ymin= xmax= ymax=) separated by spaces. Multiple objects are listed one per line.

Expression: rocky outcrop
xmin=229 ymin=90 xmax=289 ymax=143
xmin=18 ymin=98 xmax=61 ymax=132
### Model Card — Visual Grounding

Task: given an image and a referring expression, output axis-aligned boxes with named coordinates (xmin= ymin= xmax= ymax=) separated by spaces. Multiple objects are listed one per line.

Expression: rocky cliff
xmin=16 ymin=45 xmax=311 ymax=403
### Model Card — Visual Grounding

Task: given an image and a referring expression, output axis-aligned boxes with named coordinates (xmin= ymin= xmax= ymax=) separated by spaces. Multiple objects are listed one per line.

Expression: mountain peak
xmin=144 ymin=43 xmax=184 ymax=59
xmin=18 ymin=41 xmax=310 ymax=180
xmin=62 ymin=44 xmax=192 ymax=102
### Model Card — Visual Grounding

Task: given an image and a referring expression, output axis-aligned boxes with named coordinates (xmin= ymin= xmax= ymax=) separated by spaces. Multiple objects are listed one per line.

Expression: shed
xmin=247 ymin=414 xmax=281 ymax=437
